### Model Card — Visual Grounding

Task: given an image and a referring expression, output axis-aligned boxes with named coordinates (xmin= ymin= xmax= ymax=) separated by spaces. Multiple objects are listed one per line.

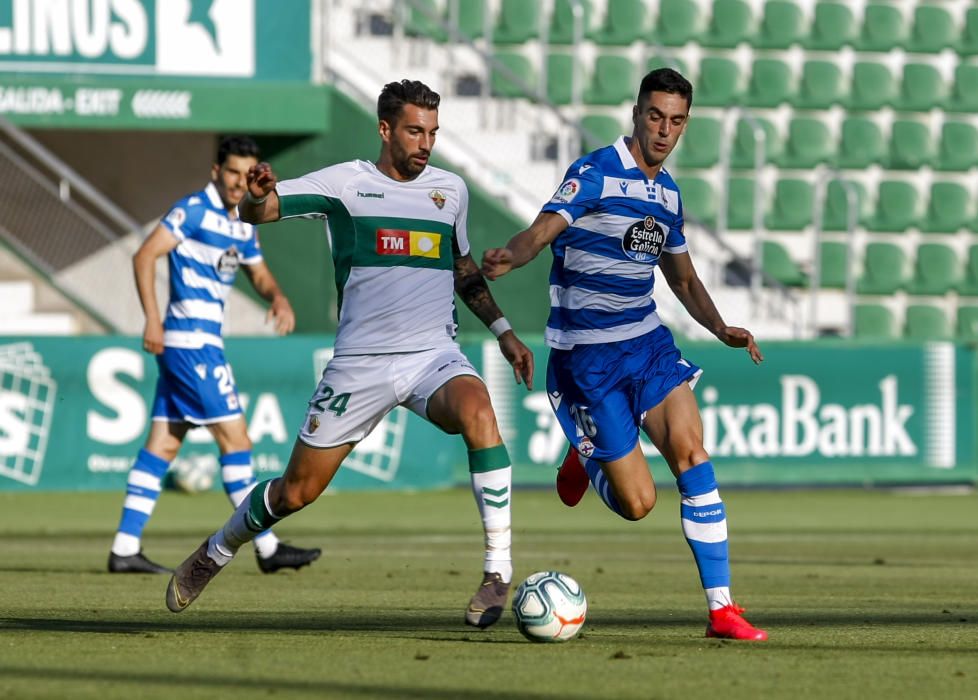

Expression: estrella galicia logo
xmin=621 ymin=216 xmax=666 ymax=262
xmin=216 ymin=246 xmax=240 ymax=278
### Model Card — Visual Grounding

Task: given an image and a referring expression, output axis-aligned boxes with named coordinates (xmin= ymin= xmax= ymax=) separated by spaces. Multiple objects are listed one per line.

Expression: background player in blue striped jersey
xmin=482 ymin=69 xmax=768 ymax=641
xmin=108 ymin=136 xmax=321 ymax=575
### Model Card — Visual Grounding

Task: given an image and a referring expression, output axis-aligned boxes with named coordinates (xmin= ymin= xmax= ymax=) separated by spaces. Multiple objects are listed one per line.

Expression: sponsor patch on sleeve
xmin=550 ymin=178 xmax=581 ymax=204
xmin=165 ymin=207 xmax=186 ymax=229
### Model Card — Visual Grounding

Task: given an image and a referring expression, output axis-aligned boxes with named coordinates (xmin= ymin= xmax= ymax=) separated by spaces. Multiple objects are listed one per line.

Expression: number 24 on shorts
xmin=311 ymin=384 xmax=352 ymax=417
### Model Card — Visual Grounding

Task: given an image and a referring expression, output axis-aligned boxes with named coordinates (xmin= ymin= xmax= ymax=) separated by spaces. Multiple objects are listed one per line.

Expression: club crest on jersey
xmin=429 ymin=189 xmax=446 ymax=209
xmin=579 ymin=436 xmax=595 ymax=457
xmin=551 ymin=178 xmax=581 ymax=204
xmin=216 ymin=246 xmax=241 ymax=278
xmin=622 ymin=216 xmax=666 ymax=262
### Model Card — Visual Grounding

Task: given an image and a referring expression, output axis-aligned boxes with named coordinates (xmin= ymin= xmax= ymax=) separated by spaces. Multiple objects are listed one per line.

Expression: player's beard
xmin=391 ymin=141 xmax=427 ymax=179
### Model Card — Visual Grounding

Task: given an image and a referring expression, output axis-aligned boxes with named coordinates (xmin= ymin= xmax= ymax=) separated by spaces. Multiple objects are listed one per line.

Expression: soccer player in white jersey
xmin=108 ymin=136 xmax=321 ymax=576
xmin=482 ymin=69 xmax=768 ymax=641
xmin=165 ymin=81 xmax=535 ymax=629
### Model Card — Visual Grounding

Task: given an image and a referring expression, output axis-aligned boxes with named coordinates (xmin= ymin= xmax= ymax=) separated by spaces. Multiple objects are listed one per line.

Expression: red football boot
xmin=706 ymin=604 xmax=768 ymax=641
xmin=556 ymin=445 xmax=589 ymax=507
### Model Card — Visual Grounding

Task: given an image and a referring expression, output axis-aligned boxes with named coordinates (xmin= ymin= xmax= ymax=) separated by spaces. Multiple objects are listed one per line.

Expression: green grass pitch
xmin=0 ymin=486 xmax=975 ymax=699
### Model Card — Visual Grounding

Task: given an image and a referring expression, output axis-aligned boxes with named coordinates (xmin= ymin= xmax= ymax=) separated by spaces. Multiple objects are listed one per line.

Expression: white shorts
xmin=298 ymin=346 xmax=482 ymax=448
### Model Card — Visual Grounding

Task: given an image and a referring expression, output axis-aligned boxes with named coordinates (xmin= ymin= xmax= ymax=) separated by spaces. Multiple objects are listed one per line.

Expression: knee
xmin=274 ymin=478 xmax=321 ymax=515
xmin=459 ymin=401 xmax=501 ymax=444
xmin=619 ymin=490 xmax=657 ymax=521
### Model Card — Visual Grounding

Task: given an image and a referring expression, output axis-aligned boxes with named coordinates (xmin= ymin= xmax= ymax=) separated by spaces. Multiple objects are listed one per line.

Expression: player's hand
xmin=481 ymin=248 xmax=514 ymax=281
xmin=142 ymin=321 xmax=165 ymax=355
xmin=267 ymin=294 xmax=295 ymax=335
xmin=247 ymin=162 xmax=278 ymax=198
xmin=717 ymin=326 xmax=763 ymax=365
xmin=498 ymin=331 xmax=535 ymax=390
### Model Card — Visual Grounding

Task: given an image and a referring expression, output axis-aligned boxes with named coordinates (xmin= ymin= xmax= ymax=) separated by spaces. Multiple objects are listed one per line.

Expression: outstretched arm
xmin=242 ymin=260 xmax=295 ymax=335
xmin=239 ymin=162 xmax=282 ymax=224
xmin=132 ymin=224 xmax=179 ymax=355
xmin=658 ymin=251 xmax=764 ymax=364
xmin=481 ymin=211 xmax=568 ymax=280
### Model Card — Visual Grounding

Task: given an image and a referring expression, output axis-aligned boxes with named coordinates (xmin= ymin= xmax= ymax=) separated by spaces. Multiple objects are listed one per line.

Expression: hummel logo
xmin=357 ymin=191 xmax=384 ymax=199
xmin=619 ymin=181 xmax=629 ymax=194
xmin=578 ymin=164 xmax=592 ymax=174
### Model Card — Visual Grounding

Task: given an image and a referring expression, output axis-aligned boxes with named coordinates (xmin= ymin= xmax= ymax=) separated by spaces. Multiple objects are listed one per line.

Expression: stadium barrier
xmin=0 ymin=336 xmax=974 ymax=492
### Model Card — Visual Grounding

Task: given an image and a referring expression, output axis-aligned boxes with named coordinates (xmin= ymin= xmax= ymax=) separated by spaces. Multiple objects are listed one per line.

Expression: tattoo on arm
xmin=454 ymin=251 xmax=504 ymax=327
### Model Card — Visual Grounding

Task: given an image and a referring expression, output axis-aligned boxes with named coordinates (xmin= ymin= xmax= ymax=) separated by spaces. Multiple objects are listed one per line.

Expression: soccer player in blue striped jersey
xmin=108 ymin=136 xmax=321 ymax=575
xmin=482 ymin=69 xmax=768 ymax=641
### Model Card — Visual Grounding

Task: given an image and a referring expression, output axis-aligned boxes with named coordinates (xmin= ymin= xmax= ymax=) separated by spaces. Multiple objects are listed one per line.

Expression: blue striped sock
xmin=677 ymin=462 xmax=731 ymax=592
xmin=582 ymin=455 xmax=626 ymax=518
xmin=220 ymin=451 xmax=276 ymax=554
xmin=111 ymin=449 xmax=169 ymax=556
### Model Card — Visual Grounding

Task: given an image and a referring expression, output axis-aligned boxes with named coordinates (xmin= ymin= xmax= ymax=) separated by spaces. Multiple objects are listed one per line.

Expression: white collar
xmin=204 ymin=181 xmax=225 ymax=209
xmin=614 ymin=136 xmax=639 ymax=170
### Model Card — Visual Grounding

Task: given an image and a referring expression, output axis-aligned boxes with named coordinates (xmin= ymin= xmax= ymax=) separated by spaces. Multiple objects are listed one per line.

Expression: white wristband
xmin=246 ymin=190 xmax=268 ymax=205
xmin=489 ymin=317 xmax=512 ymax=338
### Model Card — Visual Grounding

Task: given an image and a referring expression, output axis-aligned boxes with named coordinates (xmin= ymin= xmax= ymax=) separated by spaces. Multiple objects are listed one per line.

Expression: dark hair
xmin=637 ymin=68 xmax=693 ymax=109
xmin=217 ymin=135 xmax=260 ymax=166
xmin=377 ymin=79 xmax=441 ymax=126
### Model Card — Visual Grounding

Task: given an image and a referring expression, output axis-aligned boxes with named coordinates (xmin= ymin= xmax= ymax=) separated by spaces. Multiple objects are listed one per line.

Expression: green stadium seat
xmin=793 ymin=60 xmax=846 ymax=110
xmin=406 ymin=0 xmax=445 ymax=40
xmin=855 ymin=4 xmax=907 ymax=52
xmin=753 ymin=0 xmax=805 ymax=49
xmin=766 ymin=179 xmax=813 ymax=231
xmin=731 ymin=117 xmax=780 ymax=169
xmin=836 ymin=117 xmax=885 ymax=169
xmin=673 ymin=116 xmax=721 ymax=169
xmin=584 ymin=54 xmax=635 ymax=105
xmin=695 ymin=57 xmax=742 ymax=107
xmin=762 ymin=240 xmax=807 ymax=286
xmin=777 ymin=118 xmax=834 ymax=169
xmin=935 ymin=122 xmax=978 ymax=172
xmin=887 ymin=120 xmax=933 ymax=171
xmin=645 ymin=54 xmax=689 ymax=77
xmin=549 ymin=0 xmax=591 ymax=44
xmin=819 ymin=241 xmax=848 ymax=288
xmin=655 ymin=0 xmax=702 ymax=47
xmin=426 ymin=0 xmax=486 ymax=41
xmin=904 ymin=305 xmax=950 ymax=340
xmin=857 ymin=243 xmax=907 ymax=294
xmin=906 ymin=5 xmax=956 ymax=54
xmin=894 ymin=64 xmax=946 ymax=113
xmin=946 ymin=64 xmax=978 ymax=113
xmin=546 ymin=53 xmax=576 ymax=105
xmin=959 ymin=8 xmax=978 ymax=56
xmin=822 ymin=180 xmax=868 ymax=231
xmin=726 ymin=177 xmax=756 ymax=230
xmin=493 ymin=0 xmax=540 ymax=44
xmin=804 ymin=2 xmax=856 ymax=50
xmin=907 ymin=243 xmax=960 ymax=295
xmin=853 ymin=304 xmax=896 ymax=339
xmin=866 ymin=181 xmax=920 ymax=233
xmin=921 ymin=182 xmax=972 ymax=234
xmin=847 ymin=62 xmax=896 ymax=111
xmin=745 ymin=58 xmax=795 ymax=108
xmin=955 ymin=306 xmax=978 ymax=341
xmin=675 ymin=177 xmax=716 ymax=226
xmin=454 ymin=0 xmax=487 ymax=39
xmin=700 ymin=0 xmax=754 ymax=48
xmin=590 ymin=0 xmax=647 ymax=46
xmin=490 ymin=52 xmax=536 ymax=98
xmin=958 ymin=246 xmax=978 ymax=296
xmin=579 ymin=115 xmax=624 ymax=153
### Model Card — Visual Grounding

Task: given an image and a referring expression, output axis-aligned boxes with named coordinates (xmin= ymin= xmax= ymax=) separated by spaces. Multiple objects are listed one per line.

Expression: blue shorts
xmin=151 ymin=345 xmax=243 ymax=425
xmin=546 ymin=325 xmax=701 ymax=463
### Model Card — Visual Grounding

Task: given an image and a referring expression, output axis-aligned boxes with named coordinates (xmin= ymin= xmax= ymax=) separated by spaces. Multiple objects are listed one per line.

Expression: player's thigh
xmin=207 ymin=416 xmax=252 ymax=454
xmin=272 ymin=439 xmax=355 ymax=512
xmin=641 ymin=382 xmax=709 ymax=477
xmin=144 ymin=419 xmax=191 ymax=460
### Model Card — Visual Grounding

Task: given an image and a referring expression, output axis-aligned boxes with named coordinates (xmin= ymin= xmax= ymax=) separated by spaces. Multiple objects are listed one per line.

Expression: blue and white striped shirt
xmin=540 ymin=136 xmax=688 ymax=350
xmin=159 ymin=182 xmax=262 ymax=349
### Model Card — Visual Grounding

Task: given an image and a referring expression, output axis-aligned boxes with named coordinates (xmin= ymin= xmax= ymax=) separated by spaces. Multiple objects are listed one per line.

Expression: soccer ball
xmin=512 ymin=571 xmax=587 ymax=642
xmin=170 ymin=456 xmax=216 ymax=493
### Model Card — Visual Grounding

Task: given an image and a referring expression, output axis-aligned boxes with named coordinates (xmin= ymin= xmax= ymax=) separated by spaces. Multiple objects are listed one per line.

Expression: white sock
xmin=470 ymin=466 xmax=513 ymax=583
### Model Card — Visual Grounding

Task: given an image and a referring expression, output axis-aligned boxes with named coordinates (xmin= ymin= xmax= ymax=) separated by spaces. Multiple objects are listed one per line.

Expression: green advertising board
xmin=0 ymin=337 xmax=975 ymax=493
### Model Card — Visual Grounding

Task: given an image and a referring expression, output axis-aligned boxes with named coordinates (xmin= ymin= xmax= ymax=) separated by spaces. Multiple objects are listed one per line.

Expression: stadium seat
xmin=935 ymin=122 xmax=978 ymax=172
xmin=762 ymin=240 xmax=807 ymax=286
xmin=804 ymin=2 xmax=856 ymax=50
xmin=731 ymin=117 xmax=780 ymax=169
xmin=700 ymin=0 xmax=754 ymax=48
xmin=821 ymin=180 xmax=868 ymax=231
xmin=549 ymin=0 xmax=591 ymax=44
xmin=766 ymin=179 xmax=813 ymax=231
xmin=674 ymin=177 xmax=715 ymax=226
xmin=847 ymin=62 xmax=896 ymax=111
xmin=646 ymin=54 xmax=689 ymax=77
xmin=777 ymin=118 xmax=834 ymax=169
xmin=695 ymin=57 xmax=742 ymax=107
xmin=579 ymin=115 xmax=624 ymax=153
xmin=836 ymin=117 xmax=886 ymax=169
xmin=907 ymin=243 xmax=960 ymax=295
xmin=793 ymin=60 xmax=846 ymax=110
xmin=920 ymin=182 xmax=972 ymax=234
xmin=454 ymin=0 xmax=487 ymax=39
xmin=853 ymin=304 xmax=896 ymax=339
xmin=946 ymin=64 xmax=978 ymax=113
xmin=753 ymin=0 xmax=805 ymax=49
xmin=493 ymin=0 xmax=539 ymax=44
xmin=584 ymin=54 xmax=635 ymax=105
xmin=855 ymin=4 xmax=907 ymax=52
xmin=490 ymin=52 xmax=536 ymax=98
xmin=959 ymin=8 xmax=978 ymax=56
xmin=904 ymin=305 xmax=950 ymax=340
xmin=405 ymin=0 xmax=444 ymax=40
xmin=590 ymin=0 xmax=647 ymax=46
xmin=545 ymin=53 xmax=576 ymax=105
xmin=655 ymin=0 xmax=702 ymax=47
xmin=886 ymin=120 xmax=934 ymax=171
xmin=958 ymin=245 xmax=978 ymax=296
xmin=726 ymin=177 xmax=756 ymax=230
xmin=673 ymin=116 xmax=721 ymax=169
xmin=857 ymin=243 xmax=907 ymax=294
xmin=866 ymin=181 xmax=920 ymax=233
xmin=819 ymin=241 xmax=848 ymax=288
xmin=894 ymin=64 xmax=946 ymax=113
xmin=955 ymin=306 xmax=978 ymax=341
xmin=745 ymin=58 xmax=795 ymax=108
xmin=906 ymin=4 xmax=956 ymax=54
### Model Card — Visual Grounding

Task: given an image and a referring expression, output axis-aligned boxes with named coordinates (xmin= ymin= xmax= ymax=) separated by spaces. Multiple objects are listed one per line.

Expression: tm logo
xmin=0 ymin=343 xmax=57 ymax=486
